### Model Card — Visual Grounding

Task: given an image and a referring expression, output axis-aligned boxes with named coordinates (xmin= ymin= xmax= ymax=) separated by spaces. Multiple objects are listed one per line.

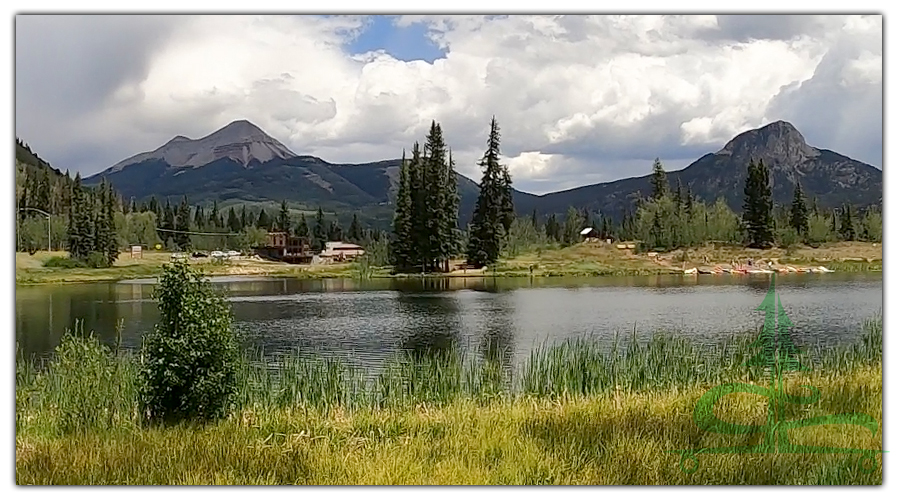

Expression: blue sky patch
xmin=345 ymin=16 xmax=446 ymax=63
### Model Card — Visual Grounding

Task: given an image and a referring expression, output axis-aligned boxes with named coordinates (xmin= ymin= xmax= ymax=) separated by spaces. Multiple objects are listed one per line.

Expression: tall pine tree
xmin=313 ymin=207 xmax=327 ymax=252
xmin=840 ymin=204 xmax=856 ymax=241
xmin=391 ymin=149 xmax=414 ymax=269
xmin=175 ymin=196 xmax=191 ymax=250
xmin=67 ymin=173 xmax=93 ymax=260
xmin=650 ymin=158 xmax=668 ymax=200
xmin=276 ymin=200 xmax=291 ymax=233
xmin=789 ymin=182 xmax=809 ymax=238
xmin=467 ymin=117 xmax=508 ymax=268
xmin=348 ymin=213 xmax=363 ymax=243
xmin=742 ymin=159 xmax=775 ymax=248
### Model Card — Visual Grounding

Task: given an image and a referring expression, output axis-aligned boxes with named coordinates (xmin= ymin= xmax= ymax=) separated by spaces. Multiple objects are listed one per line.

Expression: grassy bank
xmin=16 ymin=319 xmax=883 ymax=484
xmin=495 ymin=241 xmax=882 ymax=277
xmin=15 ymin=241 xmax=881 ymax=284
xmin=15 ymin=250 xmax=365 ymax=285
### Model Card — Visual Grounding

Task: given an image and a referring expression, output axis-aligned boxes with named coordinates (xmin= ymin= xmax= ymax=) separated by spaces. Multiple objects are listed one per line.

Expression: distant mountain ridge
xmin=84 ymin=119 xmax=881 ymax=225
xmin=512 ymin=120 xmax=882 ymax=218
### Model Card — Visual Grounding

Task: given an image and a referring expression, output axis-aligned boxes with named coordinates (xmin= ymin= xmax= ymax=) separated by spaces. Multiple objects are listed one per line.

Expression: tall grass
xmin=18 ymin=317 xmax=882 ymax=419
xmin=16 ymin=317 xmax=883 ymax=484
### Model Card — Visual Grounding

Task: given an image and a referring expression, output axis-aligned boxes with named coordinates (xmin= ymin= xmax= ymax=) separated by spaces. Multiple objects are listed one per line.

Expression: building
xmin=317 ymin=241 xmax=365 ymax=263
xmin=580 ymin=227 xmax=601 ymax=242
xmin=253 ymin=232 xmax=313 ymax=263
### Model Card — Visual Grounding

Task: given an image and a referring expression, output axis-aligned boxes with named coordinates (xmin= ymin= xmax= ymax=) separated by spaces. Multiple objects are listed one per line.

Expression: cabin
xmin=317 ymin=241 xmax=366 ymax=263
xmin=253 ymin=232 xmax=313 ymax=263
xmin=580 ymin=227 xmax=602 ymax=242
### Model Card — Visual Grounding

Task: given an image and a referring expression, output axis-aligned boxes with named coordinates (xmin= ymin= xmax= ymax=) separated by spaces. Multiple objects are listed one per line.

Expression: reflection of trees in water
xmin=476 ymin=292 xmax=516 ymax=375
xmin=396 ymin=287 xmax=461 ymax=357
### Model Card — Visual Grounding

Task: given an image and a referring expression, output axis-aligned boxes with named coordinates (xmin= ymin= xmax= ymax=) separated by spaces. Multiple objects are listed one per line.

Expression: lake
xmin=15 ymin=273 xmax=882 ymax=374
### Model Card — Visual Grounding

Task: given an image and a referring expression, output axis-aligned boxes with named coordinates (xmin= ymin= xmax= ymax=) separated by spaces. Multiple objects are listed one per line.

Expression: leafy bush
xmin=43 ymin=256 xmax=83 ymax=268
xmin=139 ymin=261 xmax=239 ymax=423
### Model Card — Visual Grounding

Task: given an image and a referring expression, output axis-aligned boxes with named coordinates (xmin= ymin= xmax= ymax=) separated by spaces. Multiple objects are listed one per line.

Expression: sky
xmin=14 ymin=14 xmax=883 ymax=195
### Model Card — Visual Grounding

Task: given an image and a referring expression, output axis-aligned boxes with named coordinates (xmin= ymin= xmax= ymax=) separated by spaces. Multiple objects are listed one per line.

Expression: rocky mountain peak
xmin=715 ymin=120 xmax=819 ymax=169
xmin=105 ymin=120 xmax=297 ymax=173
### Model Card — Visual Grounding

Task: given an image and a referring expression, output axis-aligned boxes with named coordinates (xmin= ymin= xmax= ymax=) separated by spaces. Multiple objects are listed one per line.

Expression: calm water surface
xmin=16 ymin=274 xmax=882 ymax=374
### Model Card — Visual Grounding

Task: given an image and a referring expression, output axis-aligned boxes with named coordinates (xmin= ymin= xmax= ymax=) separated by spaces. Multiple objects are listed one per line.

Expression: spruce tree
xmin=67 ymin=173 xmax=93 ymax=260
xmin=545 ymin=213 xmax=560 ymax=242
xmin=499 ymin=158 xmax=515 ymax=233
xmin=349 ymin=213 xmax=363 ymax=243
xmin=441 ymin=148 xmax=460 ymax=272
xmin=313 ymin=207 xmax=327 ymax=252
xmin=789 ymin=182 xmax=809 ymax=238
xmin=650 ymin=158 xmax=668 ymax=200
xmin=93 ymin=180 xmax=112 ymax=264
xmin=148 ymin=196 xmax=160 ymax=216
xmin=840 ymin=204 xmax=856 ymax=241
xmin=327 ymin=219 xmax=343 ymax=242
xmin=256 ymin=208 xmax=271 ymax=230
xmin=175 ymin=196 xmax=191 ymax=250
xmin=674 ymin=177 xmax=684 ymax=214
xmin=240 ymin=205 xmax=248 ymax=230
xmin=209 ymin=200 xmax=220 ymax=229
xmin=408 ymin=142 xmax=426 ymax=270
xmin=276 ymin=200 xmax=291 ymax=233
xmin=467 ymin=117 xmax=506 ymax=267
xmin=295 ymin=216 xmax=310 ymax=240
xmin=742 ymin=159 xmax=775 ymax=248
xmin=422 ymin=121 xmax=447 ymax=271
xmin=531 ymin=209 xmax=539 ymax=229
xmin=391 ymin=149 xmax=413 ymax=269
xmin=227 ymin=207 xmax=241 ymax=233
xmin=194 ymin=205 xmax=205 ymax=230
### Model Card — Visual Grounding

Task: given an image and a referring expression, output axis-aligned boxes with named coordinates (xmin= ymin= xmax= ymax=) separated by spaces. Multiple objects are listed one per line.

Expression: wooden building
xmin=253 ymin=232 xmax=313 ymax=264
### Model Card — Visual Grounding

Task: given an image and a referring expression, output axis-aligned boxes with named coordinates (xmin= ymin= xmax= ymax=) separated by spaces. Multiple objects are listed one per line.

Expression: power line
xmin=155 ymin=227 xmax=244 ymax=236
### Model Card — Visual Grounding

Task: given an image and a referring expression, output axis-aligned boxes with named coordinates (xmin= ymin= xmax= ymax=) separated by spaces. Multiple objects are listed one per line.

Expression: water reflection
xmin=16 ymin=274 xmax=883 ymax=378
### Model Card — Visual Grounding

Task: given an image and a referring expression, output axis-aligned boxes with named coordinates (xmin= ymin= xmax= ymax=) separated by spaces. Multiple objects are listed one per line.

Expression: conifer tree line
xmin=390 ymin=120 xmax=461 ymax=272
xmin=17 ymin=147 xmax=382 ymax=261
xmin=613 ymin=158 xmax=881 ymax=251
xmin=499 ymin=157 xmax=880 ymax=258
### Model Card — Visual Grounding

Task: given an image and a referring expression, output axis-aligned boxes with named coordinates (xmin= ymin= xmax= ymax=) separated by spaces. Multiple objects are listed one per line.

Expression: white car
xmin=210 ymin=251 xmax=225 ymax=259
xmin=226 ymin=250 xmax=241 ymax=257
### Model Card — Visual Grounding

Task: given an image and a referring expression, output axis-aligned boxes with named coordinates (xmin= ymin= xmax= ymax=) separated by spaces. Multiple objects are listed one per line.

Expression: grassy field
xmin=15 ymin=250 xmax=362 ymax=284
xmin=496 ymin=241 xmax=882 ymax=277
xmin=16 ymin=241 xmax=881 ymax=284
xmin=16 ymin=320 xmax=883 ymax=485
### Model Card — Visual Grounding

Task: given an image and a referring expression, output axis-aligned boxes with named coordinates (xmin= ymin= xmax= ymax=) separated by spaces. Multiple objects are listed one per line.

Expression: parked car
xmin=210 ymin=250 xmax=226 ymax=259
xmin=226 ymin=250 xmax=241 ymax=257
xmin=192 ymin=251 xmax=208 ymax=258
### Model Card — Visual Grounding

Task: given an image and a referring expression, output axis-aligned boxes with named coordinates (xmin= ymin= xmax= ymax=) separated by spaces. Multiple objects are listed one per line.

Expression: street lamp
xmin=18 ymin=207 xmax=51 ymax=253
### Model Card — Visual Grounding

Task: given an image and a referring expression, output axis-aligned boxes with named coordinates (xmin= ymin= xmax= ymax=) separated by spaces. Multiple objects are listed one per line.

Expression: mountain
xmin=86 ymin=120 xmax=540 ymax=226
xmin=86 ymin=119 xmax=880 ymax=226
xmin=106 ymin=119 xmax=296 ymax=172
xmin=516 ymin=120 xmax=882 ymax=219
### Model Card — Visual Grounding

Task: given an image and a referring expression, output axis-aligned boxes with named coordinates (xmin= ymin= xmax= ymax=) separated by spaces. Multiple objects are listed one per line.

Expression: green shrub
xmin=43 ymin=256 xmax=83 ymax=268
xmin=139 ymin=261 xmax=239 ymax=423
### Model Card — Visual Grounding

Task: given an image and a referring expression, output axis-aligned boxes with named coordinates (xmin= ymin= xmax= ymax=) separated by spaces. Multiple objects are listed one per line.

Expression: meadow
xmin=16 ymin=318 xmax=883 ymax=485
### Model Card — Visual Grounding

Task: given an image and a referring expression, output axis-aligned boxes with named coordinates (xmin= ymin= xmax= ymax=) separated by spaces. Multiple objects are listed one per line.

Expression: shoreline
xmin=15 ymin=242 xmax=883 ymax=286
